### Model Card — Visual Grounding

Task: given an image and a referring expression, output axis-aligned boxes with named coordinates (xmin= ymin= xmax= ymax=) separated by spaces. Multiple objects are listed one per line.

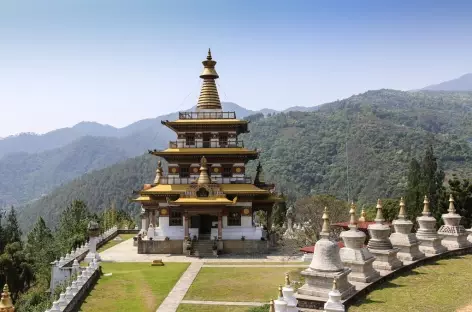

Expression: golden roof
xmin=139 ymin=183 xmax=269 ymax=196
xmin=170 ymin=197 xmax=236 ymax=206
xmin=151 ymin=148 xmax=258 ymax=156
xmin=197 ymin=49 xmax=221 ymax=110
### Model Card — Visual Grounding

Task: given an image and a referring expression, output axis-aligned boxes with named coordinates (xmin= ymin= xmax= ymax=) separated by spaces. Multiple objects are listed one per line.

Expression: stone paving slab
xmin=156 ymin=262 xmax=203 ymax=312
xmin=180 ymin=300 xmax=264 ymax=306
xmin=100 ymin=238 xmax=304 ymax=263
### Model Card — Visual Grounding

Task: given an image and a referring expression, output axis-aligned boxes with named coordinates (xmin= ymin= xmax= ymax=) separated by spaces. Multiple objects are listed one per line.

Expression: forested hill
xmin=16 ymin=89 xmax=472 ymax=230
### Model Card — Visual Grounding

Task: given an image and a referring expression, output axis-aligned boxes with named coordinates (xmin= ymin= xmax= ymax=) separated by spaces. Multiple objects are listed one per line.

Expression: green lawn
xmin=177 ymin=305 xmax=255 ymax=312
xmin=350 ymin=255 xmax=472 ymax=312
xmin=184 ymin=267 xmax=304 ymax=302
xmin=97 ymin=234 xmax=135 ymax=253
xmin=203 ymin=262 xmax=305 ymax=265
xmin=79 ymin=262 xmax=189 ymax=312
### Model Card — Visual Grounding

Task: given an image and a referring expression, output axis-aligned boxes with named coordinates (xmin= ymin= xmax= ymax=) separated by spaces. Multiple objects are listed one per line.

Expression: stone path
xmin=156 ymin=262 xmax=203 ymax=312
xmin=180 ymin=300 xmax=264 ymax=306
xmin=100 ymin=238 xmax=304 ymax=263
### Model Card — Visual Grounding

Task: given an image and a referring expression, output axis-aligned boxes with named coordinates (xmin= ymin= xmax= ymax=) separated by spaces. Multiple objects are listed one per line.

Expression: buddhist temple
xmin=133 ymin=50 xmax=281 ymax=255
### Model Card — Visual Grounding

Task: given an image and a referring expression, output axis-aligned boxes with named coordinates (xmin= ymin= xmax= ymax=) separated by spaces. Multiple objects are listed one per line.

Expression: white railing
xmin=46 ymin=259 xmax=100 ymax=312
xmin=50 ymin=226 xmax=118 ymax=294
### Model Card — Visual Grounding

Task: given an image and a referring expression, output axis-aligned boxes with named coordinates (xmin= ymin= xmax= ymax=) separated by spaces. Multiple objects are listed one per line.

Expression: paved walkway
xmin=100 ymin=238 xmax=304 ymax=263
xmin=156 ymin=262 xmax=203 ymax=312
xmin=180 ymin=300 xmax=264 ymax=306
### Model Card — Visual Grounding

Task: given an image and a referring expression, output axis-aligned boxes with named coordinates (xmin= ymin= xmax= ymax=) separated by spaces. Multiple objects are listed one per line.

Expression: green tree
xmin=24 ymin=217 xmax=56 ymax=282
xmin=55 ymin=200 xmax=91 ymax=254
xmin=447 ymin=176 xmax=472 ymax=227
xmin=4 ymin=206 xmax=22 ymax=245
xmin=406 ymin=158 xmax=423 ymax=219
xmin=365 ymin=198 xmax=401 ymax=223
xmin=420 ymin=145 xmax=445 ymax=220
xmin=0 ymin=242 xmax=34 ymax=301
xmin=270 ymin=194 xmax=288 ymax=228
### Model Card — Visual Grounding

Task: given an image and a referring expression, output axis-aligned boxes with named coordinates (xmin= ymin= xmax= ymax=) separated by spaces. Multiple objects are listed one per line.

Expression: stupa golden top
xmin=133 ymin=50 xmax=282 ymax=245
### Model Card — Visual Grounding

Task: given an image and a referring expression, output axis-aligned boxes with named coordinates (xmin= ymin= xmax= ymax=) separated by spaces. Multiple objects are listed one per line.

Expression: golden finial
xmin=398 ymin=197 xmax=407 ymax=220
xmin=285 ymin=272 xmax=290 ymax=286
xmin=197 ymin=156 xmax=211 ymax=185
xmin=153 ymin=160 xmax=163 ymax=184
xmin=422 ymin=195 xmax=431 ymax=216
xmin=0 ymin=284 xmax=14 ymax=311
xmin=448 ymin=194 xmax=456 ymax=214
xmin=278 ymin=285 xmax=283 ymax=298
xmin=269 ymin=300 xmax=275 ymax=312
xmin=349 ymin=201 xmax=357 ymax=227
xmin=197 ymin=49 xmax=221 ymax=110
xmin=321 ymin=207 xmax=330 ymax=236
xmin=358 ymin=207 xmax=367 ymax=222
xmin=375 ymin=199 xmax=385 ymax=223
xmin=332 ymin=278 xmax=338 ymax=290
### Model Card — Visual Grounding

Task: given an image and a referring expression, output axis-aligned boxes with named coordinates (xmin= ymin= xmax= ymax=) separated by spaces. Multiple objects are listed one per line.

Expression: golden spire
xmin=196 ymin=156 xmax=211 ymax=185
xmin=374 ymin=199 xmax=385 ymax=224
xmin=285 ymin=272 xmax=290 ymax=286
xmin=197 ymin=49 xmax=221 ymax=110
xmin=358 ymin=206 xmax=367 ymax=222
xmin=269 ymin=300 xmax=275 ymax=312
xmin=422 ymin=195 xmax=431 ymax=216
xmin=448 ymin=194 xmax=456 ymax=214
xmin=320 ymin=207 xmax=330 ymax=237
xmin=398 ymin=197 xmax=407 ymax=220
xmin=153 ymin=160 xmax=163 ymax=184
xmin=349 ymin=201 xmax=357 ymax=229
xmin=0 ymin=284 xmax=14 ymax=312
xmin=278 ymin=285 xmax=283 ymax=298
xmin=332 ymin=278 xmax=338 ymax=290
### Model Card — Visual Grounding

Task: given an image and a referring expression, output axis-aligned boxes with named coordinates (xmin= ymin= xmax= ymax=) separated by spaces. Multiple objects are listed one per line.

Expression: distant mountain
xmin=0 ymin=102 xmax=260 ymax=207
xmin=422 ymin=73 xmax=472 ymax=91
xmin=16 ymin=89 xmax=472 ymax=230
xmin=283 ymin=105 xmax=319 ymax=112
xmin=0 ymin=102 xmax=256 ymax=159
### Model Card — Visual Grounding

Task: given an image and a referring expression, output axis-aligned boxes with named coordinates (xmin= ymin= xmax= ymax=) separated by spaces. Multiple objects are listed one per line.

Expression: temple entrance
xmin=199 ymin=214 xmax=217 ymax=238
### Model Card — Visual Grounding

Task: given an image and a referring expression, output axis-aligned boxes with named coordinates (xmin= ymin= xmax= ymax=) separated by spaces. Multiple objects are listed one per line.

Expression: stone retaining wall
xmin=138 ymin=239 xmax=184 ymax=254
xmin=223 ymin=240 xmax=269 ymax=254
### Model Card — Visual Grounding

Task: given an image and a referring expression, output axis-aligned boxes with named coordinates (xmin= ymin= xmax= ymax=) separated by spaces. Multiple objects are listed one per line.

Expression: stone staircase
xmin=191 ymin=240 xmax=216 ymax=258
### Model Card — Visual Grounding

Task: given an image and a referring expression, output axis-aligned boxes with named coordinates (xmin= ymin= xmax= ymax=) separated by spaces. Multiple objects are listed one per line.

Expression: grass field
xmin=177 ymin=305 xmax=256 ymax=312
xmin=203 ymin=262 xmax=305 ymax=265
xmin=350 ymin=255 xmax=472 ymax=312
xmin=79 ymin=262 xmax=189 ymax=312
xmin=184 ymin=267 xmax=304 ymax=302
xmin=97 ymin=234 xmax=135 ymax=253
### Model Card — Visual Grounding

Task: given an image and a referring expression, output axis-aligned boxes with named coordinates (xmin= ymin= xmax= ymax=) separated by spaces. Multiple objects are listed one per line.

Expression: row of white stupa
xmin=273 ymin=194 xmax=471 ymax=311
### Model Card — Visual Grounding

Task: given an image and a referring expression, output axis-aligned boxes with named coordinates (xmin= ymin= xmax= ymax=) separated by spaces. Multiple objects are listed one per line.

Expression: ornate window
xmin=170 ymin=210 xmax=183 ymax=226
xmin=219 ymin=134 xmax=228 ymax=147
xmin=180 ymin=166 xmax=189 ymax=178
xmin=186 ymin=134 xmax=195 ymax=146
xmin=222 ymin=166 xmax=232 ymax=178
xmin=228 ymin=211 xmax=241 ymax=226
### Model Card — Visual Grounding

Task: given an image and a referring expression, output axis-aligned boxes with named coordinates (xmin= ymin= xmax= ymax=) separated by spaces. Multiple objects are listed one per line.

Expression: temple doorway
xmin=199 ymin=214 xmax=217 ymax=237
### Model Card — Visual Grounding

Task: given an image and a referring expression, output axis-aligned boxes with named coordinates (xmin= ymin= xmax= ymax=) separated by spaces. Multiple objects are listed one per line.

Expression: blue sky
xmin=0 ymin=0 xmax=471 ymax=137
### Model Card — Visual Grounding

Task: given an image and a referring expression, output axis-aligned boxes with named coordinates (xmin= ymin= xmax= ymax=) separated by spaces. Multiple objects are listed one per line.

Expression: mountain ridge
xmin=14 ymin=89 xmax=472 ymax=230
xmin=422 ymin=73 xmax=472 ymax=91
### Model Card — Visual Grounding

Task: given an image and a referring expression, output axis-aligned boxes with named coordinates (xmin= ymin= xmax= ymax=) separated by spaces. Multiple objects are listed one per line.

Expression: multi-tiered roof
xmin=134 ymin=50 xmax=279 ymax=207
